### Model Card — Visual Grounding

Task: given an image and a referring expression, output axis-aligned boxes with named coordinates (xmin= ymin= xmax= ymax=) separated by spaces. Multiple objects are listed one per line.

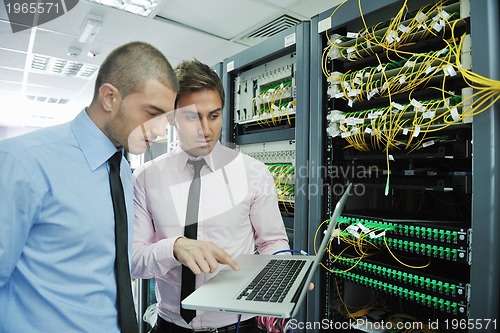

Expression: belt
xmin=155 ymin=315 xmax=258 ymax=333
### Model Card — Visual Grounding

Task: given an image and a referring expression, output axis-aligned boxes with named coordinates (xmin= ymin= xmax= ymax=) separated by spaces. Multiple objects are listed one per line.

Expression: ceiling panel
xmin=0 ymin=21 xmax=31 ymax=52
xmin=258 ymin=0 xmax=301 ymax=9
xmin=35 ymin=0 xmax=95 ymax=35
xmin=128 ymin=17 xmax=246 ymax=67
xmin=288 ymin=0 xmax=342 ymax=19
xmin=24 ymin=83 xmax=81 ymax=99
xmin=156 ymin=0 xmax=281 ymax=40
xmin=27 ymin=72 xmax=94 ymax=91
xmin=84 ymin=7 xmax=157 ymax=45
xmin=201 ymin=40 xmax=248 ymax=69
xmin=0 ymin=81 xmax=22 ymax=94
xmin=0 ymin=48 xmax=26 ymax=68
xmin=31 ymin=30 xmax=86 ymax=59
xmin=0 ymin=67 xmax=24 ymax=83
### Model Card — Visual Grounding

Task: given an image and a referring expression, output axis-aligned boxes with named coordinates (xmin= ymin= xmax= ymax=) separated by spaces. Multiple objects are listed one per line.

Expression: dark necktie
xmin=180 ymin=159 xmax=204 ymax=324
xmin=108 ymin=151 xmax=138 ymax=333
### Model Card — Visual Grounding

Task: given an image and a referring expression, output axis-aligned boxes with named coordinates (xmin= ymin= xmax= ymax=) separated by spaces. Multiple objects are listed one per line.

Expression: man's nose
xmin=198 ymin=118 xmax=211 ymax=136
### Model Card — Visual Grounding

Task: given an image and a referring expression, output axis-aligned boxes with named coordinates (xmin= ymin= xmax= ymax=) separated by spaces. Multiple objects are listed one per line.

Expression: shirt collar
xmin=70 ymin=109 xmax=121 ymax=171
xmin=176 ymin=146 xmax=212 ymax=173
xmin=176 ymin=141 xmax=239 ymax=173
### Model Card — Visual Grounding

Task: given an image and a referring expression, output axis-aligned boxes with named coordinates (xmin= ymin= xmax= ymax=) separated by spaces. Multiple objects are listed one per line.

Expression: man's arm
xmin=250 ymin=161 xmax=290 ymax=255
xmin=131 ymin=168 xmax=180 ymax=279
xmin=0 ymin=152 xmax=39 ymax=286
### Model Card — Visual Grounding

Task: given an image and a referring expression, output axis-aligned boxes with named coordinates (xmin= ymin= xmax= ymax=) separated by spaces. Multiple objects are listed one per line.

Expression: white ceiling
xmin=0 ymin=0 xmax=342 ymax=130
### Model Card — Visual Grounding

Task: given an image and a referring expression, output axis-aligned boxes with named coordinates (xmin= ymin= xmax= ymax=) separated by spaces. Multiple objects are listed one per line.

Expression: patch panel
xmin=338 ymin=215 xmax=470 ymax=246
xmin=239 ymin=141 xmax=296 ymax=215
xmin=326 ymin=1 xmax=469 ymax=62
xmin=327 ymin=88 xmax=474 ymax=139
xmin=238 ymin=140 xmax=296 ymax=164
xmin=334 ymin=255 xmax=469 ymax=301
xmin=384 ymin=236 xmax=467 ymax=263
xmin=233 ymin=54 xmax=296 ymax=126
xmin=328 ymin=45 xmax=469 ymax=103
xmin=334 ymin=217 xmax=470 ymax=263
xmin=335 ymin=270 xmax=468 ymax=316
xmin=267 ymin=163 xmax=295 ymax=186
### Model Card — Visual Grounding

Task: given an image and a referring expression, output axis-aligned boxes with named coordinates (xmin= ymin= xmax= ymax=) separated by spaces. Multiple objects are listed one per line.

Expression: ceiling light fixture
xmin=83 ymin=0 xmax=161 ymax=17
xmin=79 ymin=14 xmax=103 ymax=43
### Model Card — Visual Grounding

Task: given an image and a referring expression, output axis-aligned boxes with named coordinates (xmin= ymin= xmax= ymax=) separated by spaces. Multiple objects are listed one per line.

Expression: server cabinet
xmin=310 ymin=0 xmax=498 ymax=331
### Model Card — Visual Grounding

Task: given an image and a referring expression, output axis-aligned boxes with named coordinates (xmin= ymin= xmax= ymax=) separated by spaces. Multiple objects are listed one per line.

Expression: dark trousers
xmin=151 ymin=315 xmax=261 ymax=333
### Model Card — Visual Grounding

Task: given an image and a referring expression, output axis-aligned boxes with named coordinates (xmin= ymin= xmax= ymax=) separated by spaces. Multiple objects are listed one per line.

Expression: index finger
xmin=213 ymin=248 xmax=239 ymax=271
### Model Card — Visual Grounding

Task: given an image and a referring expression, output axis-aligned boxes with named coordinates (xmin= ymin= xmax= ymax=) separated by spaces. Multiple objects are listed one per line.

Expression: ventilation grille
xmin=238 ymin=14 xmax=302 ymax=46
xmin=30 ymin=54 xmax=99 ymax=78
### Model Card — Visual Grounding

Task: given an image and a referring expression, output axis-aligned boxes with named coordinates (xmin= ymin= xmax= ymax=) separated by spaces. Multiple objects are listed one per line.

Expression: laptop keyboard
xmin=236 ymin=259 xmax=306 ymax=303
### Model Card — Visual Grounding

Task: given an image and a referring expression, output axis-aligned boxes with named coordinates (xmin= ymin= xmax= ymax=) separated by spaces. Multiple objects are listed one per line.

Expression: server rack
xmin=221 ymin=22 xmax=311 ymax=330
xmin=310 ymin=0 xmax=499 ymax=332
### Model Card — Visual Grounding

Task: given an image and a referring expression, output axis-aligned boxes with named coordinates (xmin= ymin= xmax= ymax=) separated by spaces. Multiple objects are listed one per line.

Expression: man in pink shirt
xmin=132 ymin=59 xmax=289 ymax=333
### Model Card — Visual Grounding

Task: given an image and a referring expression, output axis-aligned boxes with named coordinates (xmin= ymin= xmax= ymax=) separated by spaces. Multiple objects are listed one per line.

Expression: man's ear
xmin=99 ymin=83 xmax=121 ymax=112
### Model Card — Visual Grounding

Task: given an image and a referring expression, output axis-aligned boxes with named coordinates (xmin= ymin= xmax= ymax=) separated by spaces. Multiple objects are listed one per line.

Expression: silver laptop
xmin=181 ymin=184 xmax=352 ymax=318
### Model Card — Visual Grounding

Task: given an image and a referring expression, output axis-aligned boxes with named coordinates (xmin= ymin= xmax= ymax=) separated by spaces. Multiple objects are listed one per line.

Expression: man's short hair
xmin=93 ymin=41 xmax=179 ymax=100
xmin=174 ymin=59 xmax=225 ymax=108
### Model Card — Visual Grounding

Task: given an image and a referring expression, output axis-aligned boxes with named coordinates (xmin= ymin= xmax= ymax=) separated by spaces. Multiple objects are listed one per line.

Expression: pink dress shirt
xmin=132 ymin=142 xmax=289 ymax=330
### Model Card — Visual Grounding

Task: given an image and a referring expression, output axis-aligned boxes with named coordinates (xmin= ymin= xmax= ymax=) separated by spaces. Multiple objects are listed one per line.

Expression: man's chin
xmin=185 ymin=145 xmax=211 ymax=157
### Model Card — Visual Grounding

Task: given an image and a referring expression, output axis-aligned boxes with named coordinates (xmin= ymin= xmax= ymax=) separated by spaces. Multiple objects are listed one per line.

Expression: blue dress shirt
xmin=0 ymin=110 xmax=134 ymax=332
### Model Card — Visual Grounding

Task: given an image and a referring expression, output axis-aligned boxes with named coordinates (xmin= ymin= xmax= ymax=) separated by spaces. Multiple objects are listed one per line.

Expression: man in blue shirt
xmin=0 ymin=41 xmax=178 ymax=332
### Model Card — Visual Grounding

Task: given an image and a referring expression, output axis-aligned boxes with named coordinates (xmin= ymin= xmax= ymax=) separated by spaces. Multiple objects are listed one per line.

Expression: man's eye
xmin=186 ymin=114 xmax=199 ymax=120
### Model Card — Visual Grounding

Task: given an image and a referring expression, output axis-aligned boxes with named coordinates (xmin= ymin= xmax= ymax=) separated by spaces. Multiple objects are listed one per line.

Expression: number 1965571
xmin=6 ymin=2 xmax=60 ymax=14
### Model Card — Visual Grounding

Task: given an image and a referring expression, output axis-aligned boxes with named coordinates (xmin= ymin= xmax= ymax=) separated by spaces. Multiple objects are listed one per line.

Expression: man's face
xmin=108 ymin=79 xmax=176 ymax=154
xmin=173 ymin=89 xmax=223 ymax=157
